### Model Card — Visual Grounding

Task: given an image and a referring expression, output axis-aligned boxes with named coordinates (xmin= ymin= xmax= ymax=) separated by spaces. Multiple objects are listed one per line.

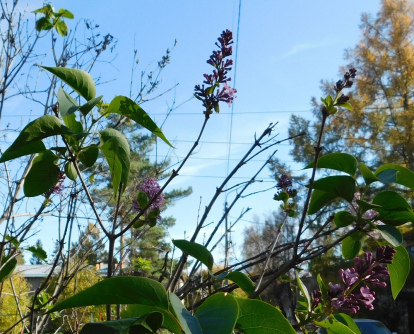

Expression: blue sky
xmin=3 ymin=0 xmax=381 ymax=264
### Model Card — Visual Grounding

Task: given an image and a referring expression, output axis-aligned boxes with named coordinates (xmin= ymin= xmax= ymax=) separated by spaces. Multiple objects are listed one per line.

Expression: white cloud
xmin=278 ymin=39 xmax=338 ymax=59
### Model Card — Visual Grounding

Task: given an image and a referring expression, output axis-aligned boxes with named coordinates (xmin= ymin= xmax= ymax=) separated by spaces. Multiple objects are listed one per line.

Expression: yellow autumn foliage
xmin=0 ymin=274 xmax=31 ymax=333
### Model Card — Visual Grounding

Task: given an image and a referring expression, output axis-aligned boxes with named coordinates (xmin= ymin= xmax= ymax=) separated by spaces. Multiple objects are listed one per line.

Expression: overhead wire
xmin=0 ymin=109 xmax=313 ymax=118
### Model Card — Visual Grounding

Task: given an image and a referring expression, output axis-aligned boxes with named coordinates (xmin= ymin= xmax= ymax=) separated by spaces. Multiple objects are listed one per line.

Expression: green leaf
xmin=297 ymin=274 xmax=311 ymax=312
xmin=235 ymin=297 xmax=296 ymax=334
xmin=33 ymin=4 xmax=54 ymax=14
xmin=99 ymin=128 xmax=130 ymax=198
xmin=334 ymin=314 xmax=361 ymax=334
xmin=373 ymin=191 xmax=414 ymax=226
xmin=0 ymin=140 xmax=46 ymax=164
xmin=376 ymin=169 xmax=398 ymax=184
xmin=78 ymin=146 xmax=99 ymax=167
xmin=373 ymin=191 xmax=411 ymax=211
xmin=388 ymin=245 xmax=410 ymax=299
xmin=312 ymin=175 xmax=356 ymax=202
xmin=58 ymin=87 xmax=79 ymax=117
xmin=336 ymin=102 xmax=353 ymax=110
xmin=325 ymin=95 xmax=333 ymax=107
xmin=377 ymin=225 xmax=403 ymax=246
xmin=148 ymin=208 xmax=160 ymax=219
xmin=42 ymin=66 xmax=96 ymax=101
xmin=121 ymin=304 xmax=182 ymax=334
xmin=342 ymin=232 xmax=365 ymax=260
xmin=137 ymin=190 xmax=149 ymax=209
xmin=49 ymin=276 xmax=182 ymax=333
xmin=195 ymin=293 xmax=238 ymax=334
xmin=305 ymin=153 xmax=358 ymax=176
xmin=172 ymin=239 xmax=214 ymax=270
xmin=169 ymin=293 xmax=202 ymax=334
xmin=55 ymin=21 xmax=68 ymax=37
xmin=50 ymin=146 xmax=67 ymax=155
xmin=107 ymin=96 xmax=172 ymax=147
xmin=0 ymin=257 xmax=18 ymax=282
xmin=226 ymin=271 xmax=255 ymax=296
xmin=355 ymin=200 xmax=382 ymax=214
xmin=33 ymin=150 xmax=59 ymax=164
xmin=49 ymin=277 xmax=168 ymax=310
xmin=26 ymin=246 xmax=47 ymax=261
xmin=64 ymin=162 xmax=78 ymax=181
xmin=376 ymin=210 xmax=414 ymax=226
xmin=359 ymin=162 xmax=379 ymax=185
xmin=317 ymin=274 xmax=328 ymax=306
xmin=375 ymin=163 xmax=414 ymax=189
xmin=35 ymin=17 xmax=52 ymax=31
xmin=308 ymin=190 xmax=337 ymax=214
xmin=79 ymin=95 xmax=103 ymax=116
xmin=5 ymin=235 xmax=20 ymax=248
xmin=0 ymin=115 xmax=73 ymax=163
xmin=57 ymin=9 xmax=74 ymax=19
xmin=334 ymin=211 xmax=356 ymax=228
xmin=80 ymin=313 xmax=163 ymax=334
xmin=63 ymin=113 xmax=84 ymax=138
xmin=24 ymin=159 xmax=60 ymax=197
xmin=315 ymin=316 xmax=357 ymax=334
xmin=274 ymin=191 xmax=289 ymax=202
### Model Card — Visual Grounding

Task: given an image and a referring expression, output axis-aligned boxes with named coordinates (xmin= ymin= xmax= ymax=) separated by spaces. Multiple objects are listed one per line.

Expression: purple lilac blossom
xmin=132 ymin=178 xmax=164 ymax=218
xmin=340 ymin=268 xmax=359 ymax=287
xmin=48 ymin=172 xmax=65 ymax=195
xmin=331 ymin=295 xmax=360 ymax=314
xmin=325 ymin=246 xmax=395 ymax=314
xmin=352 ymin=286 xmax=375 ymax=310
xmin=311 ymin=290 xmax=322 ymax=309
xmin=376 ymin=245 xmax=396 ymax=263
xmin=334 ymin=68 xmax=357 ymax=91
xmin=275 ymin=174 xmax=297 ymax=198
xmin=194 ymin=29 xmax=237 ymax=113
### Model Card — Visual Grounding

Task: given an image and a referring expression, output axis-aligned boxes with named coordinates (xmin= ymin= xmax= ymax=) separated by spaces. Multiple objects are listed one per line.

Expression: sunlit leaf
xmin=99 ymin=128 xmax=130 ymax=198
xmin=107 ymin=96 xmax=172 ymax=147
xmin=375 ymin=163 xmax=414 ymax=189
xmin=195 ymin=293 xmax=238 ymax=334
xmin=169 ymin=293 xmax=202 ymax=334
xmin=42 ymin=66 xmax=96 ymax=101
xmin=235 ymin=297 xmax=296 ymax=334
xmin=0 ymin=115 xmax=73 ymax=163
xmin=172 ymin=239 xmax=214 ymax=270
xmin=306 ymin=153 xmax=358 ymax=176
xmin=388 ymin=245 xmax=410 ymax=299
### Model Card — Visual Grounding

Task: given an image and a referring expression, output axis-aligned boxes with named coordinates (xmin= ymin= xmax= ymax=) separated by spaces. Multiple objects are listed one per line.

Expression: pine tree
xmin=29 ymin=239 xmax=46 ymax=265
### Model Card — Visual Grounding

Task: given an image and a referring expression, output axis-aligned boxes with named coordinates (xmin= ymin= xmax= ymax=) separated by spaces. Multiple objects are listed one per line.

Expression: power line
xmin=177 ymin=174 xmax=276 ymax=180
xmin=171 ymin=139 xmax=291 ymax=146
xmin=226 ymin=0 xmax=242 ymax=179
xmin=0 ymin=110 xmax=312 ymax=118
xmin=148 ymin=154 xmax=297 ymax=163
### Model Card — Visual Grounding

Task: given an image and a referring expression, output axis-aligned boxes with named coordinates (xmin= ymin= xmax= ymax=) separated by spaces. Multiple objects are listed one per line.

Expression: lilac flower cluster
xmin=275 ymin=174 xmax=297 ymax=198
xmin=194 ymin=30 xmax=237 ymax=114
xmin=311 ymin=246 xmax=395 ymax=314
xmin=46 ymin=172 xmax=66 ymax=196
xmin=132 ymin=178 xmax=165 ymax=218
xmin=333 ymin=68 xmax=357 ymax=105
xmin=335 ymin=68 xmax=357 ymax=91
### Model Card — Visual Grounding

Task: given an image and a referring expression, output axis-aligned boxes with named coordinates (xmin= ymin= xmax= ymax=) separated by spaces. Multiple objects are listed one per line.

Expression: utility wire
xmin=0 ymin=110 xmax=312 ymax=118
